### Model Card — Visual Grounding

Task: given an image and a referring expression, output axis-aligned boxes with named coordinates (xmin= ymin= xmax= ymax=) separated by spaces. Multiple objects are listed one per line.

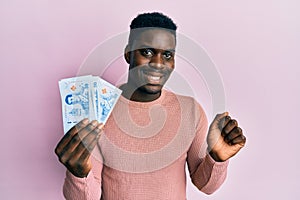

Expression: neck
xmin=119 ymin=83 xmax=161 ymax=102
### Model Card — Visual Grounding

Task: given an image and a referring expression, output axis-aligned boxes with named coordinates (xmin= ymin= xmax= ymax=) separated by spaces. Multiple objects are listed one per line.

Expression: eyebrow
xmin=137 ymin=45 xmax=176 ymax=53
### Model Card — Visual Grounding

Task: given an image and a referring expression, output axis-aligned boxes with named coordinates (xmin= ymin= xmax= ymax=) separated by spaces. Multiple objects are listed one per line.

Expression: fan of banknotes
xmin=59 ymin=75 xmax=122 ymax=134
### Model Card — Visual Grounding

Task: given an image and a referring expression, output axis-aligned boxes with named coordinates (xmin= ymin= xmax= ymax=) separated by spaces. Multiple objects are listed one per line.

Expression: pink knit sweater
xmin=63 ymin=90 xmax=229 ymax=200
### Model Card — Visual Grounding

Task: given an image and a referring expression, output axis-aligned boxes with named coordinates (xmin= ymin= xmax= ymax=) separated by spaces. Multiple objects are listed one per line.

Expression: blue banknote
xmin=59 ymin=75 xmax=121 ymax=134
xmin=97 ymin=78 xmax=122 ymax=124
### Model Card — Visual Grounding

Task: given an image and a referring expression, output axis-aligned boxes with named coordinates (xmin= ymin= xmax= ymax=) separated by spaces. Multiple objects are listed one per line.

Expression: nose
xmin=149 ymin=53 xmax=164 ymax=69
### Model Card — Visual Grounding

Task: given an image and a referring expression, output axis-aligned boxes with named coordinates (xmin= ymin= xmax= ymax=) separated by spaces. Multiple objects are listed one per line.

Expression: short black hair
xmin=128 ymin=12 xmax=177 ymax=46
xmin=130 ymin=12 xmax=177 ymax=31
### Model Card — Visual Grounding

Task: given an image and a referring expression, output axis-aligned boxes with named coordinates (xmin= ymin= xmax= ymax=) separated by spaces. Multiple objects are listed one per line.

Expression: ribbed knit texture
xmin=63 ymin=90 xmax=229 ymax=200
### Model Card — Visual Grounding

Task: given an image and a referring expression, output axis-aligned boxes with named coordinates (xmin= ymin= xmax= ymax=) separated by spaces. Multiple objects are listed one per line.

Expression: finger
xmin=80 ymin=123 xmax=104 ymax=158
xmin=210 ymin=112 xmax=229 ymax=129
xmin=58 ymin=121 xmax=100 ymax=163
xmin=224 ymin=127 xmax=243 ymax=143
xmin=219 ymin=115 xmax=231 ymax=131
xmin=221 ymin=119 xmax=238 ymax=137
xmin=67 ymin=128 xmax=102 ymax=176
xmin=79 ymin=139 xmax=99 ymax=166
xmin=77 ymin=120 xmax=100 ymax=139
xmin=66 ymin=138 xmax=98 ymax=171
xmin=75 ymin=123 xmax=104 ymax=157
xmin=67 ymin=145 xmax=94 ymax=178
xmin=55 ymin=118 xmax=89 ymax=155
xmin=230 ymin=134 xmax=246 ymax=146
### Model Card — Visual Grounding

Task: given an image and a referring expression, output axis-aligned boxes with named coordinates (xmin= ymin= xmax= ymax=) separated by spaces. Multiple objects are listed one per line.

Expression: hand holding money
xmin=56 ymin=75 xmax=121 ymax=177
xmin=55 ymin=119 xmax=104 ymax=178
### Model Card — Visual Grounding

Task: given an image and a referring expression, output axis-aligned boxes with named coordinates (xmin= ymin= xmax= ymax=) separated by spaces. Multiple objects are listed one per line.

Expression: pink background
xmin=1 ymin=0 xmax=299 ymax=199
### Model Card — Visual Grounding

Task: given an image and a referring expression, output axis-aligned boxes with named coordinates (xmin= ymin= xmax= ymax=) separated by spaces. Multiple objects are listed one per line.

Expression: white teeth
xmin=149 ymin=76 xmax=160 ymax=81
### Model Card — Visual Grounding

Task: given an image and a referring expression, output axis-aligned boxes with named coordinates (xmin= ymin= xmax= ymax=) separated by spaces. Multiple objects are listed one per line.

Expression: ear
xmin=124 ymin=45 xmax=131 ymax=64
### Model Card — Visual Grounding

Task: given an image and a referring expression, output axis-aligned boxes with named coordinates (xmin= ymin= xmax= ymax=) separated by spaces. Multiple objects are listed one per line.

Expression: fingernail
xmin=82 ymin=118 xmax=89 ymax=124
xmin=94 ymin=124 xmax=104 ymax=133
xmin=91 ymin=120 xmax=98 ymax=126
xmin=97 ymin=123 xmax=104 ymax=130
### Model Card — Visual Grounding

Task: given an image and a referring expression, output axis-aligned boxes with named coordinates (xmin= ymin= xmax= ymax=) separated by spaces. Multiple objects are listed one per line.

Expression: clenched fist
xmin=207 ymin=112 xmax=246 ymax=162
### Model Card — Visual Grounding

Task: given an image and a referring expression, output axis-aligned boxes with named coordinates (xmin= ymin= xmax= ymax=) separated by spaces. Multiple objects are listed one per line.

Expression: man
xmin=55 ymin=12 xmax=246 ymax=199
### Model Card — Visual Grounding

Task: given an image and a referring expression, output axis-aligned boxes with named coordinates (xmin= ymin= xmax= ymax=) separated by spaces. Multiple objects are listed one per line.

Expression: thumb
xmin=210 ymin=112 xmax=229 ymax=130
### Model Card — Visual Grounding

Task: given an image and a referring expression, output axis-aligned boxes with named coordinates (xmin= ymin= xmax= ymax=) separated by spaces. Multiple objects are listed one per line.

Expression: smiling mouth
xmin=148 ymin=75 xmax=161 ymax=81
xmin=144 ymin=74 xmax=163 ymax=85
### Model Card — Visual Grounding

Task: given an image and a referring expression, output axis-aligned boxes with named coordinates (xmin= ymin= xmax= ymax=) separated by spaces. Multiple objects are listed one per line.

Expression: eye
xmin=163 ymin=51 xmax=173 ymax=60
xmin=140 ymin=48 xmax=153 ymax=57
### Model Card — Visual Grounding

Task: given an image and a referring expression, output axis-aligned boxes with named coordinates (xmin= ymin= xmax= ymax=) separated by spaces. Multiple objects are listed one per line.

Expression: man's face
xmin=126 ymin=29 xmax=176 ymax=95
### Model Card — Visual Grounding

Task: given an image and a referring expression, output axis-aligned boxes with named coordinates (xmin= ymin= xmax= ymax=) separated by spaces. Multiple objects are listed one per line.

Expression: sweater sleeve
xmin=63 ymin=146 xmax=103 ymax=200
xmin=187 ymin=103 xmax=229 ymax=195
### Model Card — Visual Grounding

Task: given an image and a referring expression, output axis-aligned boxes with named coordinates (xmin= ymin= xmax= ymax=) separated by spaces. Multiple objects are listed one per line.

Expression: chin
xmin=139 ymin=85 xmax=162 ymax=95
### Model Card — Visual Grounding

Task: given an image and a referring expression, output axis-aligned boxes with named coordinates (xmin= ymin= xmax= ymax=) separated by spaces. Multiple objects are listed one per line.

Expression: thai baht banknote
xmin=59 ymin=75 xmax=122 ymax=133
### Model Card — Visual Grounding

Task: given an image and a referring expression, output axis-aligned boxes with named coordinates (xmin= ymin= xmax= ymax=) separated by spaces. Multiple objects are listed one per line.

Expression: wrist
xmin=209 ymin=150 xmax=225 ymax=162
